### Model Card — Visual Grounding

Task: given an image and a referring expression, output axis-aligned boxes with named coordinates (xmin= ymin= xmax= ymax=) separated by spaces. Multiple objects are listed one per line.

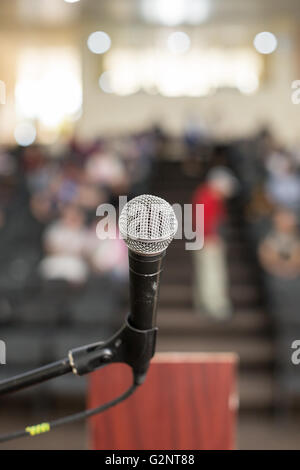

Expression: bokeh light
xmin=87 ymin=31 xmax=111 ymax=55
xmin=253 ymin=32 xmax=277 ymax=54
xmin=141 ymin=0 xmax=210 ymax=26
xmin=236 ymin=70 xmax=259 ymax=95
xmin=99 ymin=71 xmax=114 ymax=94
xmin=14 ymin=122 xmax=36 ymax=146
xmin=167 ymin=32 xmax=191 ymax=55
xmin=15 ymin=48 xmax=82 ymax=129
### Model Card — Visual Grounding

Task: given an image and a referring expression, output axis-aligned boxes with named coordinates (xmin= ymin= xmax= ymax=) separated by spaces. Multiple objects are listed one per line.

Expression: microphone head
xmin=119 ymin=194 xmax=178 ymax=255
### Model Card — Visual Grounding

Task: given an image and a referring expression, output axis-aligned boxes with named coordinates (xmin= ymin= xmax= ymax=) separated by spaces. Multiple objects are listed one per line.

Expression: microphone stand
xmin=0 ymin=194 xmax=177 ymax=442
xmin=0 ymin=358 xmax=72 ymax=395
xmin=0 ymin=315 xmax=158 ymax=396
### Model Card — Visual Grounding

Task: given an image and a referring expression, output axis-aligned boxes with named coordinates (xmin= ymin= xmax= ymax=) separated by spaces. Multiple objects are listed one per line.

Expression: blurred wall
xmin=0 ymin=27 xmax=79 ymax=144
xmin=80 ymin=28 xmax=300 ymax=144
xmin=1 ymin=17 xmax=300 ymax=145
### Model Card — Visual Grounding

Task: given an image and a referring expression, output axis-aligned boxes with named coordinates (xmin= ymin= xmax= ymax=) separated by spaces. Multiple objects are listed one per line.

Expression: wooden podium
xmin=88 ymin=353 xmax=238 ymax=450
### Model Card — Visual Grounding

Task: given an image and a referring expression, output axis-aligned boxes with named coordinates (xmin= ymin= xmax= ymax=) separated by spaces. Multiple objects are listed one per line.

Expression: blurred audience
xmin=228 ymin=127 xmax=300 ymax=402
xmin=0 ymin=127 xmax=160 ymax=327
xmin=265 ymin=157 xmax=300 ymax=213
xmin=1 ymin=121 xmax=300 ymax=403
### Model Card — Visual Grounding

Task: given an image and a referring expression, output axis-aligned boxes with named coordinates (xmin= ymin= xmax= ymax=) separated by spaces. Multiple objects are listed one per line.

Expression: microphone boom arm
xmin=0 ymin=315 xmax=158 ymax=395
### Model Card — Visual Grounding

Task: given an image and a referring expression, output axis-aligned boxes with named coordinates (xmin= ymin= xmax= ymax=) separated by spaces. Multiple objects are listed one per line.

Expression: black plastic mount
xmin=68 ymin=315 xmax=158 ymax=385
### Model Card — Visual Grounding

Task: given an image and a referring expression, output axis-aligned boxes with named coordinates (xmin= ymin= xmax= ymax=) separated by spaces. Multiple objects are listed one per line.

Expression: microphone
xmin=0 ymin=195 xmax=178 ymax=397
xmin=70 ymin=194 xmax=178 ymax=381
xmin=119 ymin=194 xmax=178 ymax=331
xmin=0 ymin=197 xmax=178 ymax=442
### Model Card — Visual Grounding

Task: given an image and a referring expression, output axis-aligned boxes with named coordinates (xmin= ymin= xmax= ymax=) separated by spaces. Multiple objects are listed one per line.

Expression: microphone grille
xmin=119 ymin=194 xmax=178 ymax=255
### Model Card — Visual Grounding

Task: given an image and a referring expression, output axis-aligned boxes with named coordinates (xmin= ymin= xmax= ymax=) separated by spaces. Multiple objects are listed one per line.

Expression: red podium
xmin=88 ymin=352 xmax=238 ymax=450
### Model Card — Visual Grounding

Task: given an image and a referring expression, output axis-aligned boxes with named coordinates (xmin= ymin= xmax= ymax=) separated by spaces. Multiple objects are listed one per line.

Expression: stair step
xmin=160 ymin=285 xmax=192 ymax=307
xmin=230 ymin=285 xmax=261 ymax=307
xmin=158 ymin=309 xmax=270 ymax=336
xmin=162 ymin=272 xmax=192 ymax=285
xmin=165 ymin=255 xmax=258 ymax=286
xmin=239 ymin=371 xmax=274 ymax=410
xmin=160 ymin=282 xmax=262 ymax=309
xmin=162 ymin=273 xmax=259 ymax=290
xmin=229 ymin=269 xmax=257 ymax=285
xmin=156 ymin=334 xmax=274 ymax=367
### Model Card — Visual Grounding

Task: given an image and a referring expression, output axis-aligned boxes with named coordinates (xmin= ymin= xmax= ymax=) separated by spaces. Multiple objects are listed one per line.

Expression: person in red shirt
xmin=192 ymin=167 xmax=237 ymax=318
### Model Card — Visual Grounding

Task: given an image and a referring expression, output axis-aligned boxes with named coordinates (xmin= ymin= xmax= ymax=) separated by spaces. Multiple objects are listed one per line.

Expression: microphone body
xmin=116 ymin=193 xmax=178 ymax=379
xmin=128 ymin=250 xmax=166 ymax=331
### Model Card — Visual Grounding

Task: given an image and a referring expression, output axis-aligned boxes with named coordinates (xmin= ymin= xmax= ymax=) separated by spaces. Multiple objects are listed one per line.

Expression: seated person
xmin=258 ymin=209 xmax=300 ymax=280
xmin=86 ymin=218 xmax=128 ymax=282
xmin=40 ymin=204 xmax=89 ymax=284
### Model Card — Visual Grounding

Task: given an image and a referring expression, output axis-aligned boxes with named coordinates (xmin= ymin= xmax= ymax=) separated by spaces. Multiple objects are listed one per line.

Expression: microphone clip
xmin=68 ymin=315 xmax=158 ymax=385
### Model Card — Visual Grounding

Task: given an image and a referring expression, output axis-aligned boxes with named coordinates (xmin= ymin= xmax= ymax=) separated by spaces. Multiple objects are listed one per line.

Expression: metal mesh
xmin=119 ymin=194 xmax=178 ymax=255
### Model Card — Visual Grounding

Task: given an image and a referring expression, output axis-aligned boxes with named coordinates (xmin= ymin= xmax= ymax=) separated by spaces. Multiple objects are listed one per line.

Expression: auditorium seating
xmin=1 ymin=132 xmax=299 ymax=415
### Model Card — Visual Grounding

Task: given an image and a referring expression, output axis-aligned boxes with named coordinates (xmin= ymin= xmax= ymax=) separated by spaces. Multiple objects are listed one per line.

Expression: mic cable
xmin=0 ymin=377 xmax=138 ymax=444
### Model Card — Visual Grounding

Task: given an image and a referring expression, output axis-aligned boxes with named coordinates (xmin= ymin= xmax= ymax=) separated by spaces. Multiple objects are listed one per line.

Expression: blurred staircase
xmin=151 ymin=160 xmax=274 ymax=411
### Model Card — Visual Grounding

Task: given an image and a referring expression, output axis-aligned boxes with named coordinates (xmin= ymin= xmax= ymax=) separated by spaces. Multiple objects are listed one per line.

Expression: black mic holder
xmin=0 ymin=315 xmax=158 ymax=396
xmin=69 ymin=315 xmax=158 ymax=384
